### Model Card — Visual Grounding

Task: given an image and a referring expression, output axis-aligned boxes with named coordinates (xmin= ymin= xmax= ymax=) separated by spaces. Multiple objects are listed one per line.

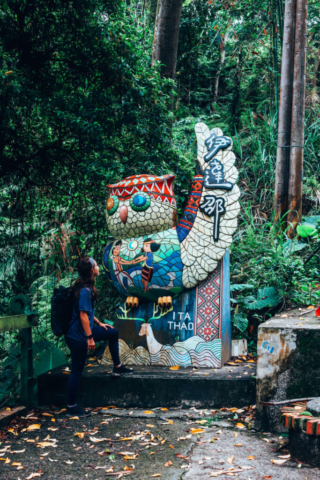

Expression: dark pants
xmin=65 ymin=326 xmax=120 ymax=406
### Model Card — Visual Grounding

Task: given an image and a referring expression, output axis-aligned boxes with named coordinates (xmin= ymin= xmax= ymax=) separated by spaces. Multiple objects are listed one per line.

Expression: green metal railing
xmin=0 ymin=296 xmax=38 ymax=409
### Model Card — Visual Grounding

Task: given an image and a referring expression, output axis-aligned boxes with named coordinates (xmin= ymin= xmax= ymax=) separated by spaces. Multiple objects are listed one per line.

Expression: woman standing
xmin=65 ymin=257 xmax=133 ymax=417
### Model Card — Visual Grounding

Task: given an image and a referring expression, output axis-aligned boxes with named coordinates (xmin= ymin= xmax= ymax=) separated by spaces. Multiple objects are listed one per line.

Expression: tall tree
xmin=213 ymin=25 xmax=230 ymax=103
xmin=152 ymin=0 xmax=184 ymax=79
xmin=274 ymin=0 xmax=297 ymax=224
xmin=287 ymin=0 xmax=308 ymax=234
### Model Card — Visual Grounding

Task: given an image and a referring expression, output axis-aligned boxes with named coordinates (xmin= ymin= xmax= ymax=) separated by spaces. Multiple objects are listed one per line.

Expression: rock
xmin=307 ymin=398 xmax=320 ymax=417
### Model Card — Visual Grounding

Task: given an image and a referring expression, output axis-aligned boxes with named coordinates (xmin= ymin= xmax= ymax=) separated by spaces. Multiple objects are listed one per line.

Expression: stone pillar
xmin=256 ymin=311 xmax=320 ymax=431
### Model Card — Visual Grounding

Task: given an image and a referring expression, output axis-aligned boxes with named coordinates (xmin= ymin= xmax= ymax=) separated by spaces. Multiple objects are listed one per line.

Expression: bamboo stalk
xmin=287 ymin=0 xmax=308 ymax=236
xmin=274 ymin=0 xmax=297 ymax=224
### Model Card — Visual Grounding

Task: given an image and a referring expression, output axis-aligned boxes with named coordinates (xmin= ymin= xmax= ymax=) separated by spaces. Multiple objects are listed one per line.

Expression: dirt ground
xmin=1 ymin=406 xmax=319 ymax=480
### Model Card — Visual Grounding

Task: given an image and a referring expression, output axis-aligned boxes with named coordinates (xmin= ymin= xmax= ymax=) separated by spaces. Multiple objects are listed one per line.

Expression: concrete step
xmin=38 ymin=364 xmax=256 ymax=409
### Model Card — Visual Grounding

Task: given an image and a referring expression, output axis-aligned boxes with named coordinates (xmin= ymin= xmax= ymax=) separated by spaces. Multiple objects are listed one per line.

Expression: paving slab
xmin=38 ymin=364 xmax=256 ymax=409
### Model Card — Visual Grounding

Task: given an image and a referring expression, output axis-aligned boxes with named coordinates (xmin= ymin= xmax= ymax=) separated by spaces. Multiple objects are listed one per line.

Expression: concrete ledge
xmin=38 ymin=365 xmax=256 ymax=408
xmin=0 ymin=406 xmax=27 ymax=427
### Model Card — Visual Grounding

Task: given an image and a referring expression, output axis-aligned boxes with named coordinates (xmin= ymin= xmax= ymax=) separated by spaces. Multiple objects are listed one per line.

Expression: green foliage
xmin=242 ymin=287 xmax=281 ymax=311
xmin=232 ymin=314 xmax=248 ymax=333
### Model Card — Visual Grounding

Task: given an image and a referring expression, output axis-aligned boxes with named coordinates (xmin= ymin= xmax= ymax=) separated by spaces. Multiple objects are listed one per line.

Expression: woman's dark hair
xmin=72 ymin=257 xmax=98 ymax=301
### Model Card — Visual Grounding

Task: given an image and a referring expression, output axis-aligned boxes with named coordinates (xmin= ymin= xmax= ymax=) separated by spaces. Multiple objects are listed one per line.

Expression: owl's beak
xmin=120 ymin=205 xmax=128 ymax=224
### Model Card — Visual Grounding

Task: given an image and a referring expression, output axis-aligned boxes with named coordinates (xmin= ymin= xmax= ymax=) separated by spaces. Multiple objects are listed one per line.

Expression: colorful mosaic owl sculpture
xmin=103 ymin=123 xmax=240 ymax=307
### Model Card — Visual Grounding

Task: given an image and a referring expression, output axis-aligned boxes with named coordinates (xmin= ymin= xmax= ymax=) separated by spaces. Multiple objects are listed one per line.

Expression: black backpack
xmin=51 ymin=285 xmax=74 ymax=337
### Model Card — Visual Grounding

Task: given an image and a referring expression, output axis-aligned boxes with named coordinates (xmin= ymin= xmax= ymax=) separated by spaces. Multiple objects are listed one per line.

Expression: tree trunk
xmin=274 ymin=0 xmax=297 ymax=224
xmin=213 ymin=28 xmax=230 ymax=103
xmin=152 ymin=0 xmax=184 ymax=80
xmin=287 ymin=0 xmax=308 ymax=236
xmin=311 ymin=43 xmax=320 ymax=104
xmin=231 ymin=48 xmax=243 ymax=133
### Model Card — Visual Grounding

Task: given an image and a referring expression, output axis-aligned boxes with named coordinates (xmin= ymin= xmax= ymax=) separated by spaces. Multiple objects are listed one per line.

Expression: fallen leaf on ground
xmin=263 ymin=438 xmax=269 ymax=443
xmin=233 ymin=432 xmax=238 ymax=438
xmin=118 ymin=452 xmax=137 ymax=456
xmin=105 ymin=472 xmax=132 ymax=476
xmin=247 ymin=456 xmax=255 ymax=460
xmin=48 ymin=427 xmax=59 ymax=432
xmin=190 ymin=428 xmax=204 ymax=434
xmin=68 ymin=416 xmax=80 ymax=420
xmin=64 ymin=460 xmax=74 ymax=464
xmin=227 ymin=455 xmax=235 ymax=464
xmin=195 ymin=420 xmax=207 ymax=424
xmin=151 ymin=475 xmax=161 ymax=478
xmin=146 ymin=424 xmax=155 ymax=428
xmin=160 ymin=408 xmax=168 ymax=411
xmin=26 ymin=474 xmax=42 ymax=479
xmin=234 ymin=443 xmax=243 ymax=447
xmin=124 ymin=455 xmax=138 ymax=460
xmin=0 ymin=458 xmax=10 ymax=463
xmin=164 ymin=461 xmax=172 ymax=467
xmin=271 ymin=458 xmax=288 ymax=465
xmin=26 ymin=424 xmax=41 ymax=431
xmin=36 ymin=442 xmax=57 ymax=449
xmin=42 ymin=413 xmax=53 ymax=417
xmin=57 ymin=409 xmax=66 ymax=414
xmin=102 ymin=406 xmax=116 ymax=409
xmin=144 ymin=411 xmax=154 ymax=414
xmin=170 ymin=366 xmax=179 ymax=370
xmin=235 ymin=423 xmax=245 ymax=429
xmin=74 ymin=432 xmax=85 ymax=438
xmin=10 ymin=449 xmax=25 ymax=454
xmin=167 ymin=420 xmax=174 ymax=424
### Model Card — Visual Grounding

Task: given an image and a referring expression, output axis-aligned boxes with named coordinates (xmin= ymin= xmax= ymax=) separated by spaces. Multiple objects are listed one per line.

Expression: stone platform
xmin=256 ymin=308 xmax=320 ymax=431
xmin=38 ymin=363 xmax=256 ymax=408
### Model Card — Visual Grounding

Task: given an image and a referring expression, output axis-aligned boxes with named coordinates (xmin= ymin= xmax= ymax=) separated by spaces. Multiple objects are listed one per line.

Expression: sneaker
xmin=66 ymin=405 xmax=91 ymax=417
xmin=112 ymin=365 xmax=134 ymax=376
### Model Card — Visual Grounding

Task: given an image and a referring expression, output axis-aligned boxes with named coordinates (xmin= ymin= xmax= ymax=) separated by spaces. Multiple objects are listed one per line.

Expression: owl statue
xmin=103 ymin=123 xmax=240 ymax=308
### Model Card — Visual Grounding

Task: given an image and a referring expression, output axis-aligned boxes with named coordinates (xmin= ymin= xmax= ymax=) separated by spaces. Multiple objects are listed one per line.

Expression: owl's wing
xmin=180 ymin=123 xmax=240 ymax=289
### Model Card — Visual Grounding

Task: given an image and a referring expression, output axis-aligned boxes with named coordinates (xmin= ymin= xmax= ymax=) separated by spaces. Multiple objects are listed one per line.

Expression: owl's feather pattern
xmin=180 ymin=123 xmax=240 ymax=289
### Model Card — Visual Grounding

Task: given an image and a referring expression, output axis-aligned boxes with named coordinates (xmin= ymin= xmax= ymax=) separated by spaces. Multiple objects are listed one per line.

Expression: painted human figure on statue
xmin=129 ymin=239 xmax=161 ymax=292
xmin=111 ymin=240 xmax=134 ymax=292
xmin=102 ymin=123 xmax=240 ymax=368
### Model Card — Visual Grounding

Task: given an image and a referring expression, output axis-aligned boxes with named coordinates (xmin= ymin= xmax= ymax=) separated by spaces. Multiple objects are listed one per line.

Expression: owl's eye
xmin=107 ymin=195 xmax=119 ymax=216
xmin=130 ymin=192 xmax=150 ymax=212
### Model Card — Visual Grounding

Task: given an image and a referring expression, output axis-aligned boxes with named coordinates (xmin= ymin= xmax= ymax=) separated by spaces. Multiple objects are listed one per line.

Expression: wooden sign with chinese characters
xmin=102 ymin=123 xmax=240 ymax=368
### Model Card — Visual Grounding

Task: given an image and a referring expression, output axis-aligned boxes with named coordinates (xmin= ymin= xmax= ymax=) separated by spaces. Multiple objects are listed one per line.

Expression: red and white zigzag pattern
xmin=108 ymin=174 xmax=176 ymax=206
xmin=194 ymin=264 xmax=221 ymax=342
